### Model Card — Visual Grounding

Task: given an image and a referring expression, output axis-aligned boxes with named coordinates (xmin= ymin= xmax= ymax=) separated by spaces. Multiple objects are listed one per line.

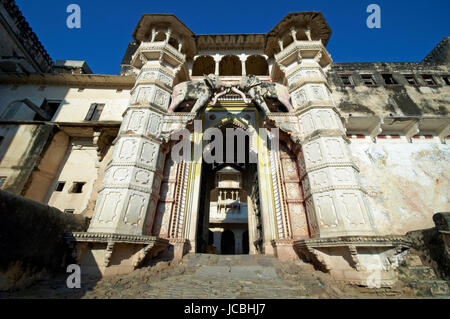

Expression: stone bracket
xmin=404 ymin=119 xmax=421 ymax=143
xmin=294 ymin=235 xmax=412 ymax=286
xmin=66 ymin=232 xmax=170 ymax=274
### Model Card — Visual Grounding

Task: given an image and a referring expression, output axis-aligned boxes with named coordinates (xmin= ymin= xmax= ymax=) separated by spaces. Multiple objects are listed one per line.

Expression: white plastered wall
xmin=349 ymin=136 xmax=450 ymax=235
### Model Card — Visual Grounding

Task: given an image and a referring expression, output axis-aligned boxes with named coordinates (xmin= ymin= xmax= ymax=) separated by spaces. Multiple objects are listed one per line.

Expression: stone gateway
xmin=0 ymin=3 xmax=449 ymax=289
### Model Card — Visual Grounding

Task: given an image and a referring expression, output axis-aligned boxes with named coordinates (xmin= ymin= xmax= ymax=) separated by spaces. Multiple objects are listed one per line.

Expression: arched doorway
xmin=195 ymin=116 xmax=262 ymax=255
xmin=221 ymin=230 xmax=235 ymax=255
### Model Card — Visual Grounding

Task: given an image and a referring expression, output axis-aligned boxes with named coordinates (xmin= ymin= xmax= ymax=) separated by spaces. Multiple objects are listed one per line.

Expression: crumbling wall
xmin=406 ymin=212 xmax=450 ymax=280
xmin=0 ymin=190 xmax=89 ymax=291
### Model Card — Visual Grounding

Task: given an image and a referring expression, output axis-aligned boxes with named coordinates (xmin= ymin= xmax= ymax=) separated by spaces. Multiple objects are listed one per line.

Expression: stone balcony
xmin=131 ymin=41 xmax=185 ymax=68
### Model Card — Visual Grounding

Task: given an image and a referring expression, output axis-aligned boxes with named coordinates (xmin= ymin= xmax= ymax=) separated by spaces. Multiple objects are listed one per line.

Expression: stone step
xmin=409 ymin=280 xmax=450 ymax=296
xmin=182 ymin=253 xmax=279 ymax=267
xmin=194 ymin=265 xmax=278 ymax=280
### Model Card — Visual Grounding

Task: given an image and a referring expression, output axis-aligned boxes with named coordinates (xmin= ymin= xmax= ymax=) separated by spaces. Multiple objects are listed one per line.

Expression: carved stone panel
xmin=135 ymin=86 xmax=154 ymax=105
xmin=96 ymin=190 xmax=123 ymax=225
xmin=134 ymin=169 xmax=154 ymax=186
xmin=111 ymin=167 xmax=132 ymax=184
xmin=324 ymin=138 xmax=346 ymax=162
xmin=123 ymin=192 xmax=147 ymax=227
xmin=117 ymin=139 xmax=138 ymax=161
xmin=140 ymin=140 xmax=158 ymax=167
xmin=126 ymin=110 xmax=147 ymax=134
xmin=153 ymin=88 xmax=170 ymax=109
xmin=288 ymin=203 xmax=309 ymax=239
xmin=303 ymin=141 xmax=323 ymax=166
xmin=147 ymin=113 xmax=162 ymax=137
xmin=299 ymin=112 xmax=315 ymax=135
xmin=309 ymin=169 xmax=330 ymax=190
xmin=315 ymin=193 xmax=339 ymax=229
xmin=339 ymin=192 xmax=366 ymax=227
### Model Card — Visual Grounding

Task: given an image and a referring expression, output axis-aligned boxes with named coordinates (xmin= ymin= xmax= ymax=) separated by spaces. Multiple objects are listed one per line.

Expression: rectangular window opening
xmin=70 ymin=182 xmax=85 ymax=194
xmin=382 ymin=74 xmax=398 ymax=85
xmin=442 ymin=76 xmax=450 ymax=86
xmin=55 ymin=181 xmax=66 ymax=192
xmin=404 ymin=75 xmax=418 ymax=85
xmin=34 ymin=99 xmax=62 ymax=121
xmin=361 ymin=74 xmax=376 ymax=86
xmin=84 ymin=103 xmax=105 ymax=121
xmin=64 ymin=209 xmax=75 ymax=214
xmin=339 ymin=74 xmax=353 ymax=86
xmin=422 ymin=74 xmax=436 ymax=86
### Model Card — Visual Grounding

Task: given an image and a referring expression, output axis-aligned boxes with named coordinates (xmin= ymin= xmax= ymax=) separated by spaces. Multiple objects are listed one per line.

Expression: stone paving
xmin=1 ymin=253 xmax=449 ymax=299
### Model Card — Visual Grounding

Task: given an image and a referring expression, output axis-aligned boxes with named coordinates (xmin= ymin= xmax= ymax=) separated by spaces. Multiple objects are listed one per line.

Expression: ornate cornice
xmin=0 ymin=72 xmax=135 ymax=89
xmin=294 ymin=235 xmax=412 ymax=248
xmin=67 ymin=232 xmax=169 ymax=245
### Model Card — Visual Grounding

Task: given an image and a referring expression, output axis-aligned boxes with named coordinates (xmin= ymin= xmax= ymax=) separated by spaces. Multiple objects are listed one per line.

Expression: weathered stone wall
xmin=0 ymin=190 xmax=89 ymax=291
xmin=328 ymin=62 xmax=449 ymax=117
xmin=0 ymin=123 xmax=55 ymax=195
xmin=349 ymin=137 xmax=450 ymax=235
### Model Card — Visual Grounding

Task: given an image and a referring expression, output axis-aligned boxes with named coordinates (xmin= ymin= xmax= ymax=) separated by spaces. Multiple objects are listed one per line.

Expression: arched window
xmin=246 ymin=55 xmax=269 ymax=76
xmin=168 ymin=37 xmax=178 ymax=49
xmin=219 ymin=55 xmax=241 ymax=76
xmin=282 ymin=33 xmax=293 ymax=49
xmin=192 ymin=56 xmax=215 ymax=76
xmin=154 ymin=33 xmax=166 ymax=42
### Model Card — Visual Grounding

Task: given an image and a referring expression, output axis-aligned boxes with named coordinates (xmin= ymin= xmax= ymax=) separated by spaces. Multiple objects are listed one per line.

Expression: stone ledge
xmin=65 ymin=232 xmax=170 ymax=276
xmin=67 ymin=232 xmax=169 ymax=246
xmin=295 ymin=235 xmax=412 ymax=248
xmin=294 ymin=235 xmax=412 ymax=287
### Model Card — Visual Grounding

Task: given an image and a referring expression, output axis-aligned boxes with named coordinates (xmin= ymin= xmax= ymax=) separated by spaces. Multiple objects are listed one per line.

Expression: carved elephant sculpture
xmin=168 ymin=74 xmax=226 ymax=114
xmin=239 ymin=74 xmax=294 ymax=114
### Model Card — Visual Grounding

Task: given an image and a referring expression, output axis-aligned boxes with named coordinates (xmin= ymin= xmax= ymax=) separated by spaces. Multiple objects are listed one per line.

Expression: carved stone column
xmin=271 ymin=39 xmax=409 ymax=286
xmin=88 ymin=52 xmax=177 ymax=236
xmin=70 ymin=27 xmax=192 ymax=275
xmin=277 ymin=42 xmax=377 ymax=238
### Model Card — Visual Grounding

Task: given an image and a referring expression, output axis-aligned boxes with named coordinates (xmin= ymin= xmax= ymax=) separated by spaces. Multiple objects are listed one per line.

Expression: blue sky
xmin=16 ymin=0 xmax=450 ymax=75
